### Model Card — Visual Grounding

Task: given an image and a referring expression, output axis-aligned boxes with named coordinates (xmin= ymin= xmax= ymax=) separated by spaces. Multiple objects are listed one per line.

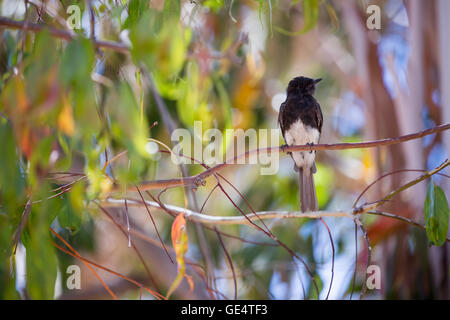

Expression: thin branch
xmin=215 ymin=226 xmax=237 ymax=300
xmin=51 ymin=228 xmax=165 ymax=300
xmin=101 ymin=194 xmax=450 ymax=244
xmin=354 ymin=159 xmax=450 ymax=213
xmin=103 ymin=197 xmax=355 ymax=225
xmin=354 ymin=168 xmax=450 ymax=208
xmin=349 ymin=221 xmax=358 ymax=300
xmin=87 ymin=0 xmax=95 ymax=42
xmin=135 ymin=186 xmax=174 ymax=264
xmin=366 ymin=210 xmax=450 ymax=242
xmin=115 ymin=124 xmax=450 ymax=193
xmin=0 ymin=17 xmax=129 ymax=53
xmin=357 ymin=221 xmax=371 ymax=300
xmin=13 ymin=198 xmax=32 ymax=254
xmin=319 ymin=217 xmax=335 ymax=300
xmin=95 ymin=203 xmax=161 ymax=292
xmin=50 ymin=228 xmax=119 ymax=300
xmin=382 ymin=159 xmax=449 ymax=202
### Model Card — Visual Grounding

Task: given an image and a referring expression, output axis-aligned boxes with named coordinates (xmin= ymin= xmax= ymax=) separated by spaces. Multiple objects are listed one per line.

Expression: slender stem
xmin=0 ymin=17 xmax=129 ymax=53
xmin=102 ymin=197 xmax=355 ymax=225
xmin=357 ymin=221 xmax=371 ymax=300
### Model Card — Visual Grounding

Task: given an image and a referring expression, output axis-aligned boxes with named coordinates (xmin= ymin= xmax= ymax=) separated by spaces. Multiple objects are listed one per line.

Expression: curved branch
xmin=0 ymin=17 xmax=129 ymax=53
xmin=102 ymin=198 xmax=355 ymax=226
xmin=116 ymin=124 xmax=450 ymax=193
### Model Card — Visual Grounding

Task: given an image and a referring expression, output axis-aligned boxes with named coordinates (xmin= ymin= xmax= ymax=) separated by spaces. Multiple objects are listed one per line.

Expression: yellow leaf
xmin=167 ymin=213 xmax=192 ymax=298
xmin=362 ymin=149 xmax=376 ymax=183
xmin=15 ymin=77 xmax=30 ymax=113
xmin=171 ymin=213 xmax=188 ymax=259
xmin=58 ymin=99 xmax=75 ymax=136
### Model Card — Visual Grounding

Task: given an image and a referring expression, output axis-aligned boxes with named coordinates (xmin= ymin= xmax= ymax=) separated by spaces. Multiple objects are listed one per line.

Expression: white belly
xmin=284 ymin=119 xmax=320 ymax=170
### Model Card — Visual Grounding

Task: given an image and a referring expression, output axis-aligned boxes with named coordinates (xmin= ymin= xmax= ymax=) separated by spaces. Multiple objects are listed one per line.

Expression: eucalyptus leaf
xmin=25 ymin=189 xmax=59 ymax=299
xmin=424 ymin=179 xmax=450 ymax=246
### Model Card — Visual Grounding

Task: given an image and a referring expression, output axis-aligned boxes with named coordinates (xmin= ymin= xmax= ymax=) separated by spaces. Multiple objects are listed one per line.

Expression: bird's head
xmin=287 ymin=76 xmax=322 ymax=95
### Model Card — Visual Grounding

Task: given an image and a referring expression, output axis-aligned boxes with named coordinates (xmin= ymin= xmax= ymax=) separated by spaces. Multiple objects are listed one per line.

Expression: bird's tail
xmin=299 ymin=166 xmax=318 ymax=212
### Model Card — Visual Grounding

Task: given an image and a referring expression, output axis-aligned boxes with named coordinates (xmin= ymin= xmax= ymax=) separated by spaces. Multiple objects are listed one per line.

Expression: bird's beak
xmin=314 ymin=78 xmax=322 ymax=84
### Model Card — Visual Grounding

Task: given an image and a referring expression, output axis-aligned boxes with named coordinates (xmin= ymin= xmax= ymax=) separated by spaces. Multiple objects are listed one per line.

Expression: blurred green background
xmin=0 ymin=0 xmax=449 ymax=300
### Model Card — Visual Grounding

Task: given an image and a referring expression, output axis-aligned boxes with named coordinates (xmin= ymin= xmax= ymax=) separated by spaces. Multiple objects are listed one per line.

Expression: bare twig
xmin=135 ymin=186 xmax=174 ymax=264
xmin=319 ymin=217 xmax=335 ymax=300
xmin=355 ymin=159 xmax=450 ymax=213
xmin=366 ymin=210 xmax=450 ymax=243
xmin=87 ymin=0 xmax=95 ymax=42
xmin=100 ymin=191 xmax=450 ymax=244
xmin=357 ymin=221 xmax=371 ymax=300
xmin=109 ymin=156 xmax=449 ymax=221
xmin=354 ymin=168 xmax=450 ymax=208
xmin=349 ymin=221 xmax=358 ymax=300
xmin=0 ymin=17 xmax=129 ymax=53
xmin=13 ymin=198 xmax=32 ymax=254
xmin=103 ymin=197 xmax=355 ymax=225
xmin=215 ymin=226 xmax=237 ymax=300
xmin=113 ymin=124 xmax=450 ymax=193
xmin=50 ymin=227 xmax=119 ymax=300
xmin=51 ymin=227 xmax=165 ymax=300
xmin=95 ymin=203 xmax=161 ymax=292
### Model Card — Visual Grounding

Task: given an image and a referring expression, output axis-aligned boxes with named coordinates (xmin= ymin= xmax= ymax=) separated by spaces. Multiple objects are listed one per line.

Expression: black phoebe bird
xmin=278 ymin=76 xmax=323 ymax=212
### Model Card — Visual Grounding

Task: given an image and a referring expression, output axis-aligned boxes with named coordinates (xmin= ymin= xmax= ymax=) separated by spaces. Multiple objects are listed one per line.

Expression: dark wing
xmin=314 ymin=100 xmax=323 ymax=134
xmin=278 ymin=101 xmax=287 ymax=140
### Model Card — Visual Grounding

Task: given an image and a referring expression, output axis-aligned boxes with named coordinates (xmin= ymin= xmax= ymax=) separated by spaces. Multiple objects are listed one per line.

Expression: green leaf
xmin=424 ymin=179 xmax=450 ymax=246
xmin=28 ymin=136 xmax=54 ymax=188
xmin=0 ymin=120 xmax=26 ymax=215
xmin=105 ymin=83 xmax=150 ymax=185
xmin=130 ymin=11 xmax=190 ymax=80
xmin=59 ymin=38 xmax=99 ymax=138
xmin=307 ymin=273 xmax=323 ymax=299
xmin=25 ymin=187 xmax=60 ymax=299
xmin=203 ymin=0 xmax=225 ymax=12
xmin=58 ymin=183 xmax=84 ymax=235
xmin=26 ymin=232 xmax=58 ymax=299
xmin=0 ymin=212 xmax=20 ymax=299
xmin=60 ymin=38 xmax=95 ymax=89
xmin=125 ymin=0 xmax=150 ymax=29
xmin=163 ymin=0 xmax=181 ymax=21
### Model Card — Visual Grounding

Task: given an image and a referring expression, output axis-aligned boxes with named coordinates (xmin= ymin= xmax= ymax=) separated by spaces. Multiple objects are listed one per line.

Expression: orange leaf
xmin=171 ymin=213 xmax=188 ymax=259
xmin=15 ymin=77 xmax=30 ymax=113
xmin=20 ymin=126 xmax=33 ymax=158
xmin=58 ymin=98 xmax=75 ymax=136
xmin=167 ymin=213 xmax=192 ymax=298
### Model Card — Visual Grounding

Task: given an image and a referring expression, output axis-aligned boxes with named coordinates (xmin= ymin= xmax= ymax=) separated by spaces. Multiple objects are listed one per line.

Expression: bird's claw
xmin=194 ymin=177 xmax=206 ymax=188
xmin=306 ymin=142 xmax=315 ymax=154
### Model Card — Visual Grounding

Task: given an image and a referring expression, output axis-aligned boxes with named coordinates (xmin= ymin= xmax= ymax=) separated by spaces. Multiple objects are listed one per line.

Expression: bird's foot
xmin=306 ymin=142 xmax=315 ymax=154
xmin=281 ymin=144 xmax=292 ymax=155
